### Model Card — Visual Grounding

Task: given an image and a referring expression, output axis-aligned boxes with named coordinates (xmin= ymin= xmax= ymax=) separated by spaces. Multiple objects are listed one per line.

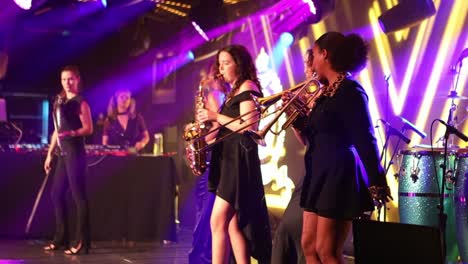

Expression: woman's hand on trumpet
xmin=197 ymin=108 xmax=218 ymax=123
xmin=280 ymin=90 xmax=296 ymax=116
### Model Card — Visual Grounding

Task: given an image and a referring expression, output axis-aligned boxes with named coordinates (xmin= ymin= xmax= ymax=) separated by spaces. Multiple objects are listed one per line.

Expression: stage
xmin=0 ymin=228 xmax=356 ymax=264
xmin=0 ymin=228 xmax=193 ymax=264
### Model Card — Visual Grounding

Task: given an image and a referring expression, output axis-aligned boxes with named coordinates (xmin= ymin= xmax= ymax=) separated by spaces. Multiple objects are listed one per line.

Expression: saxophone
xmin=183 ymin=81 xmax=210 ymax=176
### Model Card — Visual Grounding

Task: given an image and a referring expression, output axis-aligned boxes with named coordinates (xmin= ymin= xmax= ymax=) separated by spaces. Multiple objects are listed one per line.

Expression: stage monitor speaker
xmin=353 ymin=220 xmax=443 ymax=264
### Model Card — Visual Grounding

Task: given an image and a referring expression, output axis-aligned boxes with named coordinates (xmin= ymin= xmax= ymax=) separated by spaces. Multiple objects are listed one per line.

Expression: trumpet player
xmin=273 ymin=48 xmax=315 ymax=264
xmin=284 ymin=32 xmax=392 ymax=264
xmin=196 ymin=44 xmax=271 ymax=264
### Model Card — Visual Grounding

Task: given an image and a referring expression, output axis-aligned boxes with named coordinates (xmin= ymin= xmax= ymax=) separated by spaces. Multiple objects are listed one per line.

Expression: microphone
xmin=380 ymin=119 xmax=411 ymax=144
xmin=438 ymin=119 xmax=468 ymax=142
xmin=399 ymin=116 xmax=427 ymax=139
xmin=384 ymin=74 xmax=391 ymax=81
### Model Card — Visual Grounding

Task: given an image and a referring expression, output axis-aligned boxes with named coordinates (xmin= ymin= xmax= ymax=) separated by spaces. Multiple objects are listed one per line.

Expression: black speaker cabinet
xmin=353 ymin=220 xmax=443 ymax=264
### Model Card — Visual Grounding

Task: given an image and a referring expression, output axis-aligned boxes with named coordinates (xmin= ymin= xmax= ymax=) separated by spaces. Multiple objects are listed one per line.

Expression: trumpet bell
xmin=255 ymin=79 xmax=321 ymax=108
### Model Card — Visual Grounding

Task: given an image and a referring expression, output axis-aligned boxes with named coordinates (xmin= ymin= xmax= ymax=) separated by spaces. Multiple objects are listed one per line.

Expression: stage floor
xmin=0 ymin=228 xmax=192 ymax=264
xmin=0 ymin=228 xmax=355 ymax=264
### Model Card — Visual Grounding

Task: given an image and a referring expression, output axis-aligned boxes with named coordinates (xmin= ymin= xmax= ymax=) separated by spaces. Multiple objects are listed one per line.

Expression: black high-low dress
xmin=208 ymin=90 xmax=272 ymax=263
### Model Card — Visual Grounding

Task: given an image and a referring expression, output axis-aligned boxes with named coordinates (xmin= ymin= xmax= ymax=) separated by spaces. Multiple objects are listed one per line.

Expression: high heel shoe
xmin=44 ymin=241 xmax=68 ymax=251
xmin=64 ymin=241 xmax=89 ymax=255
xmin=43 ymin=243 xmax=59 ymax=251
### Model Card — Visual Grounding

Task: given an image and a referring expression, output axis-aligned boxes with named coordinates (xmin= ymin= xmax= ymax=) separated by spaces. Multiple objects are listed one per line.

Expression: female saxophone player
xmin=197 ymin=44 xmax=272 ymax=264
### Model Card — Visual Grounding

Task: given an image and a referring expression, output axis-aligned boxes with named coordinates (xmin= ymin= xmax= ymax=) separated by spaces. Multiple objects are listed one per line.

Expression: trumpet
xmin=246 ymin=78 xmax=322 ymax=146
xmin=186 ymin=78 xmax=322 ymax=152
xmin=255 ymin=79 xmax=316 ymax=107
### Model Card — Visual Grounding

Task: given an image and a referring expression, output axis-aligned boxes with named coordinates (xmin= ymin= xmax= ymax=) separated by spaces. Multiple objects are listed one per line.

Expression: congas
xmin=455 ymin=149 xmax=468 ymax=263
xmin=398 ymin=148 xmax=459 ymax=261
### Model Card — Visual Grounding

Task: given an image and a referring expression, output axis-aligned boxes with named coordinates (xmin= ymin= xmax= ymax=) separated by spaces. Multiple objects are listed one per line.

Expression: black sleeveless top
xmin=54 ymin=95 xmax=86 ymax=152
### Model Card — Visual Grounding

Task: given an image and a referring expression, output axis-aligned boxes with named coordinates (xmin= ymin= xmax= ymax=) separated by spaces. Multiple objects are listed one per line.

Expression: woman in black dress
xmin=197 ymin=44 xmax=271 ymax=264
xmin=43 ymin=65 xmax=93 ymax=255
xmin=290 ymin=32 xmax=391 ymax=263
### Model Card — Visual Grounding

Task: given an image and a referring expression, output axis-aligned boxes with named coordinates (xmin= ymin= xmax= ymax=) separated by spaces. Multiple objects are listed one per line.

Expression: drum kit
xmin=394 ymin=90 xmax=468 ymax=262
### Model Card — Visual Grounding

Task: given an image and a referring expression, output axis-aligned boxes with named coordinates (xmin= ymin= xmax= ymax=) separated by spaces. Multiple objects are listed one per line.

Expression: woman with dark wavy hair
xmin=288 ymin=32 xmax=392 ymax=263
xmin=197 ymin=44 xmax=272 ymax=264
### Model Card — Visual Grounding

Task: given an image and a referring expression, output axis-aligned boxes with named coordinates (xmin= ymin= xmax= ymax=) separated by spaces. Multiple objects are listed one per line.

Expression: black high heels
xmin=64 ymin=241 xmax=89 ymax=255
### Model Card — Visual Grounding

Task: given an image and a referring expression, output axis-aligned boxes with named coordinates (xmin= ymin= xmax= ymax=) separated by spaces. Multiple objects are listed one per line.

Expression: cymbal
xmin=441 ymin=91 xmax=468 ymax=100
xmin=446 ymin=94 xmax=468 ymax=100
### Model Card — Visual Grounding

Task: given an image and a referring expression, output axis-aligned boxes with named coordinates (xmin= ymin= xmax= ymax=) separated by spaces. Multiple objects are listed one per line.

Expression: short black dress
xmin=299 ymin=78 xmax=387 ymax=219
xmin=208 ymin=90 xmax=272 ymax=262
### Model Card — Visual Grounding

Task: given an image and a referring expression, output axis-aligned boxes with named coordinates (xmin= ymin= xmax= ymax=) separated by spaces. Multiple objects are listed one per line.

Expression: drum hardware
xmin=393 ymin=152 xmax=402 ymax=180
xmin=407 ymin=152 xmax=421 ymax=183
xmin=444 ymin=169 xmax=456 ymax=188
xmin=410 ymin=169 xmax=419 ymax=183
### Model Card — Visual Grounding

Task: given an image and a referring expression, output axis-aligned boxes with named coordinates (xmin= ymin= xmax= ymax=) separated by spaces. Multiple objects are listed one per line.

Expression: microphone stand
xmin=438 ymin=56 xmax=463 ymax=261
xmin=25 ymin=99 xmax=62 ymax=234
xmin=378 ymin=124 xmax=408 ymax=222
xmin=438 ymin=123 xmax=451 ymax=261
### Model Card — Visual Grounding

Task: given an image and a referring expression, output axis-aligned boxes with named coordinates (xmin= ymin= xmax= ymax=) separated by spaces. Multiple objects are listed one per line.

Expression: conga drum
xmin=455 ymin=149 xmax=468 ymax=263
xmin=398 ymin=148 xmax=459 ymax=261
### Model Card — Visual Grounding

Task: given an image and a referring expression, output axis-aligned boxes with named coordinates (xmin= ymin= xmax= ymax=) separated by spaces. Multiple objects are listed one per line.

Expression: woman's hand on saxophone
xmin=197 ymin=108 xmax=218 ymax=123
